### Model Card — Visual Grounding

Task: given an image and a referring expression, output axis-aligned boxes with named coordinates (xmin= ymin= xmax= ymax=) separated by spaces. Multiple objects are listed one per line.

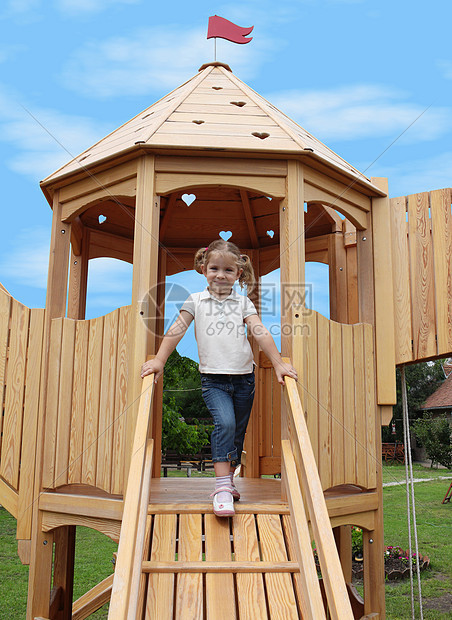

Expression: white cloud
xmin=0 ymin=227 xmax=50 ymax=289
xmin=61 ymin=25 xmax=273 ymax=98
xmin=0 ymin=84 xmax=110 ymax=179
xmin=369 ymin=151 xmax=452 ymax=198
xmin=265 ymin=85 xmax=452 ymax=143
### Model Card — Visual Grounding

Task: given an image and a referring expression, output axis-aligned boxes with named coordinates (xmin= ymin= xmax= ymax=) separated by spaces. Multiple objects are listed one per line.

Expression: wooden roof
xmin=42 ymin=63 xmax=372 ymax=187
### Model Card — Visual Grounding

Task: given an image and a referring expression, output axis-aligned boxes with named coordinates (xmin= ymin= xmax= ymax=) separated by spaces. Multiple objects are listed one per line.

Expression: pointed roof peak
xmin=41 ymin=64 xmax=377 ymax=193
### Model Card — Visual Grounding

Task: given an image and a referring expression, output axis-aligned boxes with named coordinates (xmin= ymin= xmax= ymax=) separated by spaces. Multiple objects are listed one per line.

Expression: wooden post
xmin=67 ymin=226 xmax=89 ymax=320
xmin=328 ymin=231 xmax=348 ymax=323
xmin=52 ymin=526 xmax=76 ymax=620
xmin=27 ymin=190 xmax=72 ymax=620
xmin=126 ymin=155 xmax=160 ymax=480
xmin=356 ymin=203 xmax=385 ymax=618
xmin=280 ymin=161 xmax=305 ymax=497
xmin=151 ymin=247 xmax=166 ymax=478
xmin=243 ymin=248 xmax=260 ymax=477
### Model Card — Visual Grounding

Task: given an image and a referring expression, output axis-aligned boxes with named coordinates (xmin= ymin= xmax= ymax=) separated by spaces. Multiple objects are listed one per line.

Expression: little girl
xmin=141 ymin=239 xmax=297 ymax=516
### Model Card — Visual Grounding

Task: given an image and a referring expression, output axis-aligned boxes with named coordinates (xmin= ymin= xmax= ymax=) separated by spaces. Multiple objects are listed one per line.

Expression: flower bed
xmin=352 ymin=544 xmax=430 ymax=581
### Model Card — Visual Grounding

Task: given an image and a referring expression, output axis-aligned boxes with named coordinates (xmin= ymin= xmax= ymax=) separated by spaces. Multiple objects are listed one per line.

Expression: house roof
xmin=421 ymin=372 xmax=452 ymax=410
xmin=41 ymin=63 xmax=381 ymax=194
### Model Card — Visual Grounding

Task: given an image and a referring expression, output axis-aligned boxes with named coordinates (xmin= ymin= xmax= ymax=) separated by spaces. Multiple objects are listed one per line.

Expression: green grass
xmin=382 ymin=462 xmax=452 ymax=485
xmin=383 ymin=475 xmax=452 ymax=619
xmin=1 ymin=467 xmax=451 ymax=618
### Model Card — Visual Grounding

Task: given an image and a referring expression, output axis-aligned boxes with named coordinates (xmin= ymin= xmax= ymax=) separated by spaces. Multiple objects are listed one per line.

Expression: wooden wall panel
xmin=342 ymin=324 xmax=356 ymax=485
xmin=0 ymin=300 xmax=29 ymax=489
xmin=81 ymin=316 xmax=104 ymax=486
xmin=54 ymin=319 xmax=76 ymax=487
xmin=330 ymin=320 xmax=344 ymax=487
xmin=42 ymin=319 xmax=63 ymax=489
xmin=96 ymin=309 xmax=119 ymax=492
xmin=430 ymin=189 xmax=452 ymax=354
xmin=408 ymin=192 xmax=437 ymax=360
xmin=0 ymin=291 xmax=11 ymax=460
xmin=317 ymin=313 xmax=332 ymax=489
xmin=68 ymin=321 xmax=89 ymax=484
xmin=390 ymin=196 xmax=413 ymax=363
xmin=353 ymin=325 xmax=367 ymax=489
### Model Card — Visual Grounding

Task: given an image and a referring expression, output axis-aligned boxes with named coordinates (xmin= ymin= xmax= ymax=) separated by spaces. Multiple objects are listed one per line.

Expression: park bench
xmin=381 ymin=442 xmax=405 ymax=463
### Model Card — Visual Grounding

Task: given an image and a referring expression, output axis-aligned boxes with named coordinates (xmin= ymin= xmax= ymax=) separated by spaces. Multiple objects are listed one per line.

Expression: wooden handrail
xmin=283 ymin=369 xmax=354 ymax=620
xmin=108 ymin=373 xmax=155 ymax=619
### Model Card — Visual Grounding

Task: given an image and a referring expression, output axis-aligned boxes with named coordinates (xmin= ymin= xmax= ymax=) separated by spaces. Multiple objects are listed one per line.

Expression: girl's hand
xmin=141 ymin=358 xmax=165 ymax=383
xmin=274 ymin=361 xmax=298 ymax=386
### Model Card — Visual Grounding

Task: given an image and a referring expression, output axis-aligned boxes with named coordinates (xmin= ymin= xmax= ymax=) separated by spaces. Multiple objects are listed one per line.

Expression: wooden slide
xmin=107 ymin=369 xmax=355 ymax=619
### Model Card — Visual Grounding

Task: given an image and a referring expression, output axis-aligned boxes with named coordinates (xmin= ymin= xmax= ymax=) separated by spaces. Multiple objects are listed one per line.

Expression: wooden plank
xmin=145 ymin=514 xmax=177 ymax=619
xmin=329 ymin=233 xmax=348 ymax=323
xmin=96 ymin=309 xmax=119 ymax=492
xmin=155 ymin=172 xmax=286 ymax=199
xmin=408 ymin=192 xmax=437 ymax=360
xmin=155 ymin=155 xmax=287 ymax=177
xmin=390 ymin=196 xmax=413 ymax=363
xmin=68 ymin=320 xmax=89 ymax=484
xmin=17 ymin=308 xmax=45 ymax=539
xmin=81 ymin=316 xmax=104 ymax=486
xmin=59 ymin=159 xmax=138 ymax=203
xmin=371 ymin=178 xmax=396 ymax=404
xmin=1 ymin=300 xmax=29 ymax=489
xmin=0 ymin=477 xmax=18 ymax=517
xmin=342 ymin=324 xmax=356 ymax=485
xmin=257 ymin=513 xmax=298 ymax=618
xmin=240 ymin=190 xmax=259 ymax=248
xmin=233 ymin=513 xmax=268 ymax=619
xmin=353 ymin=325 xmax=367 ymax=489
xmin=303 ymin=168 xmax=371 ymax=213
xmin=430 ymin=189 xmax=452 ymax=355
xmin=72 ymin=573 xmax=114 ymax=620
xmin=330 ymin=320 xmax=345 ymax=486
xmin=54 ymin=319 xmax=76 ymax=487
xmin=205 ymin=514 xmax=236 ymax=620
xmin=357 ymin=219 xmax=375 ymax=325
xmin=364 ymin=324 xmax=377 ymax=489
xmin=111 ymin=305 xmax=130 ymax=495
xmin=61 ymin=177 xmax=137 ymax=222
xmin=143 ymin=561 xmax=298 ymax=573
xmin=0 ymin=290 xmax=11 ymax=458
xmin=304 ymin=312 xmax=319 ymax=465
xmin=346 ymin=245 xmax=359 ymax=324
xmin=175 ymin=513 xmax=203 ymax=620
xmin=39 ymin=491 xmax=123 ymax=520
xmin=317 ymin=313 xmax=332 ymax=489
xmin=42 ymin=318 xmax=63 ymax=489
xmin=137 ymin=515 xmax=153 ymax=617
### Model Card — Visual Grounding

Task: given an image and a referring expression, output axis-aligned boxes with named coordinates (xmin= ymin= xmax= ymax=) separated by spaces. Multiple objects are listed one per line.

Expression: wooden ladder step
xmin=141 ymin=560 xmax=299 ymax=573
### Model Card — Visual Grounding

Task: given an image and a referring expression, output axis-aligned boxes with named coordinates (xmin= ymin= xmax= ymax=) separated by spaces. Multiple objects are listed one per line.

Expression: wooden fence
xmin=42 ymin=306 xmax=131 ymax=495
xmin=390 ymin=188 xmax=452 ymax=364
xmin=0 ymin=288 xmax=44 ymax=538
xmin=258 ymin=311 xmax=378 ymax=491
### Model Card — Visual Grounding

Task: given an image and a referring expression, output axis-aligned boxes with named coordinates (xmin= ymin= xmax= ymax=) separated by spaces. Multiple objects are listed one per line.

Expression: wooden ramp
xmin=138 ymin=479 xmax=300 ymax=620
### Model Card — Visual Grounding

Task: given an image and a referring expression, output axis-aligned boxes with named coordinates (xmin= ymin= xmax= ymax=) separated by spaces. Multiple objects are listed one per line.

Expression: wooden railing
xmin=108 ymin=372 xmax=155 ymax=619
xmin=283 ymin=369 xmax=354 ymax=620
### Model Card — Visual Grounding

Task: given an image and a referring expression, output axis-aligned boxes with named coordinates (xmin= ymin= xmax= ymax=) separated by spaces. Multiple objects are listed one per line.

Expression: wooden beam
xmin=155 ymin=172 xmax=286 ymax=198
xmin=240 ymin=190 xmax=259 ymax=248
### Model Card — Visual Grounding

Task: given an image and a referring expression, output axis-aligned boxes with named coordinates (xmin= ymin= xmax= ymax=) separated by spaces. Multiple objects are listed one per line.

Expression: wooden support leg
xmin=27 ymin=528 xmax=54 ymax=620
xmin=52 ymin=526 xmax=76 ymax=620
xmin=333 ymin=525 xmax=352 ymax=582
xmin=363 ymin=511 xmax=385 ymax=618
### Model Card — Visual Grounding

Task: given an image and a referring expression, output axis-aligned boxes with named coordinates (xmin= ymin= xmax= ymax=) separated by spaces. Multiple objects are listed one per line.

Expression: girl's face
xmin=201 ymin=251 xmax=242 ymax=297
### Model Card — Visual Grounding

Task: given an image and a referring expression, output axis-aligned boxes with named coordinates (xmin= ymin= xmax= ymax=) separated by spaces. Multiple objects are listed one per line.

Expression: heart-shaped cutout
xmin=252 ymin=132 xmax=270 ymax=140
xmin=230 ymin=101 xmax=246 ymax=107
xmin=182 ymin=193 xmax=196 ymax=206
xmin=98 ymin=214 xmax=107 ymax=224
xmin=219 ymin=231 xmax=232 ymax=241
xmin=266 ymin=230 xmax=275 ymax=238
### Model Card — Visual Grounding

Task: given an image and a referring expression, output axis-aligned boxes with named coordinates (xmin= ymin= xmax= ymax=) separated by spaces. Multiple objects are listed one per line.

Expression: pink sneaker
xmin=211 ymin=487 xmax=235 ymax=517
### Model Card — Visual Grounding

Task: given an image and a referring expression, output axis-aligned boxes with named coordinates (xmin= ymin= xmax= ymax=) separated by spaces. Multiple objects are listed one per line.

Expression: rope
xmin=401 ymin=366 xmax=424 ymax=619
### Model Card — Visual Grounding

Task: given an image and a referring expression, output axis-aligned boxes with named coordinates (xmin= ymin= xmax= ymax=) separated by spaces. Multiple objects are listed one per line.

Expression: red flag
xmin=207 ymin=15 xmax=254 ymax=44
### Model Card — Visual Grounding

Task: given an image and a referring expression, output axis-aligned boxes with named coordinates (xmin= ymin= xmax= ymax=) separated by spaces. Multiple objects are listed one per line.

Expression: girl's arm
xmin=141 ymin=310 xmax=194 ymax=382
xmin=244 ymin=314 xmax=298 ymax=385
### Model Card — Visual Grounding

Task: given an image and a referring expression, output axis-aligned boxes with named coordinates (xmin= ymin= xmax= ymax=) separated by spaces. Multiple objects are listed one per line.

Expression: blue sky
xmin=0 ymin=0 xmax=451 ymax=361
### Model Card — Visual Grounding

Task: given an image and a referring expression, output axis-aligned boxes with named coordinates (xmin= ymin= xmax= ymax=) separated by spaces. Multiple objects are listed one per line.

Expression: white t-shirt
xmin=181 ymin=287 xmax=258 ymax=374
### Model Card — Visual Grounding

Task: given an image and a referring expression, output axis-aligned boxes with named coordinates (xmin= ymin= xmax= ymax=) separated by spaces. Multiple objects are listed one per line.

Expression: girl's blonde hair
xmin=194 ymin=239 xmax=256 ymax=293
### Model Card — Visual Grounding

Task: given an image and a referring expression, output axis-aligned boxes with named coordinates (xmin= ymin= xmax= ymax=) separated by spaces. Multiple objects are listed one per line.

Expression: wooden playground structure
xmin=1 ymin=62 xmax=451 ymax=619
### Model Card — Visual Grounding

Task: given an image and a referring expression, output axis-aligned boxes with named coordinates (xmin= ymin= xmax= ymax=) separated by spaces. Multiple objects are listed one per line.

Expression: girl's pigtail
xmin=193 ymin=246 xmax=208 ymax=273
xmin=239 ymin=254 xmax=256 ymax=293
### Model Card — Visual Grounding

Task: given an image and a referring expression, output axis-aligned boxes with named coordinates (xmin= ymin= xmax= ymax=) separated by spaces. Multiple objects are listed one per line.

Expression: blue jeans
xmin=201 ymin=371 xmax=255 ymax=466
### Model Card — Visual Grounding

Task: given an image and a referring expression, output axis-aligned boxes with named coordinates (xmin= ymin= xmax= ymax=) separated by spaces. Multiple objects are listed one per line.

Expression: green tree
xmin=413 ymin=413 xmax=452 ymax=469
xmin=161 ymin=350 xmax=212 ymax=455
xmin=382 ymin=360 xmax=446 ymax=443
